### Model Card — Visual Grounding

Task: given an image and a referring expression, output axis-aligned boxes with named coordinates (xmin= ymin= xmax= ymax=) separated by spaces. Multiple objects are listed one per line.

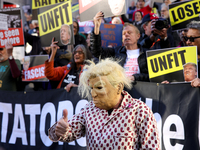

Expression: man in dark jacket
xmin=90 ymin=11 xmax=149 ymax=82
xmin=139 ymin=13 xmax=176 ymax=50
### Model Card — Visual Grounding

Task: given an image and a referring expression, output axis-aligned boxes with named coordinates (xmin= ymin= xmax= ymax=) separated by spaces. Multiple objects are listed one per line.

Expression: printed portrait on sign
xmin=60 ymin=24 xmax=71 ymax=45
xmin=183 ymin=62 xmax=197 ymax=82
xmin=108 ymin=0 xmax=125 ymax=16
xmin=23 ymin=56 xmax=30 ymax=71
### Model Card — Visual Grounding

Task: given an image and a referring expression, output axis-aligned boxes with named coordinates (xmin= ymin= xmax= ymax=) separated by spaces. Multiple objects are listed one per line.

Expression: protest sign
xmin=78 ymin=20 xmax=94 ymax=34
xmin=0 ymin=7 xmax=24 ymax=48
xmin=38 ymin=1 xmax=74 ymax=47
xmin=146 ymin=46 xmax=198 ymax=82
xmin=79 ymin=0 xmax=126 ymax=22
xmin=169 ymin=0 xmax=200 ymax=31
xmin=100 ymin=23 xmax=123 ymax=48
xmin=22 ymin=55 xmax=49 ymax=82
xmin=32 ymin=0 xmax=68 ymax=9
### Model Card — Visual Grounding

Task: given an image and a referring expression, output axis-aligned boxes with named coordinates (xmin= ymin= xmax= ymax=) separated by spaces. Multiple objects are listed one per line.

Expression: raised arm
xmin=93 ymin=11 xmax=104 ymax=35
xmin=6 ymin=42 xmax=21 ymax=78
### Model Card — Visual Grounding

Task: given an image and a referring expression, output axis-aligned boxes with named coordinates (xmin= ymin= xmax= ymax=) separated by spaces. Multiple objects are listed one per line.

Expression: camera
xmin=155 ymin=18 xmax=168 ymax=30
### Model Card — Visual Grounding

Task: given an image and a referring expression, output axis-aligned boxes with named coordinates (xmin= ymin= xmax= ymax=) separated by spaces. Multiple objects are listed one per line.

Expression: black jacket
xmin=90 ymin=31 xmax=149 ymax=81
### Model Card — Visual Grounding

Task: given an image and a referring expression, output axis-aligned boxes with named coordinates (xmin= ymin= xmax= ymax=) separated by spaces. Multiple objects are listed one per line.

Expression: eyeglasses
xmin=183 ymin=36 xmax=200 ymax=42
xmin=73 ymin=51 xmax=84 ymax=55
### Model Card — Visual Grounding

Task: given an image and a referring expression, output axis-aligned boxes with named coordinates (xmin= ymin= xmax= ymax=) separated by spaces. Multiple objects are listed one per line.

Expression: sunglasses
xmin=183 ymin=36 xmax=200 ymax=42
xmin=73 ymin=51 xmax=84 ymax=55
xmin=0 ymin=48 xmax=4 ymax=51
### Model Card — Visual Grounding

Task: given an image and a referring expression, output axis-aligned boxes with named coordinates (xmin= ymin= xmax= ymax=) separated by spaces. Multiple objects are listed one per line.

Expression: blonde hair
xmin=78 ymin=58 xmax=132 ymax=100
xmin=123 ymin=22 xmax=140 ymax=34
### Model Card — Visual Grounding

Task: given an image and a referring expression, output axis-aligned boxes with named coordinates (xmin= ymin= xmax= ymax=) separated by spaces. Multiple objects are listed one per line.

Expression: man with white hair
xmin=48 ymin=58 xmax=161 ymax=149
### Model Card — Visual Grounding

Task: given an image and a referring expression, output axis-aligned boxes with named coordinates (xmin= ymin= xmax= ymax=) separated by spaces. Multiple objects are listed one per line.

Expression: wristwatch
xmin=8 ymin=56 xmax=13 ymax=60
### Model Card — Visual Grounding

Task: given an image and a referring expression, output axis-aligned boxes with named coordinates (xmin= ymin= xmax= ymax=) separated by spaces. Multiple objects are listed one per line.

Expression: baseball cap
xmin=141 ymin=13 xmax=159 ymax=25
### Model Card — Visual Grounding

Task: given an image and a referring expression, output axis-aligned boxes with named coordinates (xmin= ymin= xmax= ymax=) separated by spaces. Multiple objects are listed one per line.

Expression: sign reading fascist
xmin=146 ymin=46 xmax=198 ymax=82
xmin=169 ymin=0 xmax=200 ymax=30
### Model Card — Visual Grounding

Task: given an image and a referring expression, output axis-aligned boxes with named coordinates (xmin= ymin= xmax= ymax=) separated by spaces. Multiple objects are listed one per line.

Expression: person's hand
xmin=64 ymin=83 xmax=78 ymax=92
xmin=127 ymin=76 xmax=135 ymax=82
xmin=48 ymin=37 xmax=60 ymax=62
xmin=55 ymin=109 xmax=69 ymax=138
xmin=5 ymin=41 xmax=13 ymax=57
xmin=93 ymin=11 xmax=104 ymax=35
xmin=161 ymin=80 xmax=170 ymax=84
xmin=50 ymin=37 xmax=60 ymax=55
xmin=151 ymin=19 xmax=169 ymax=39
xmin=191 ymin=78 xmax=200 ymax=87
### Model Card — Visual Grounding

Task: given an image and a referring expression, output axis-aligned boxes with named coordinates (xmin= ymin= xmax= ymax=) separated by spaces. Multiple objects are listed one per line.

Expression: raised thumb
xmin=63 ymin=109 xmax=68 ymax=122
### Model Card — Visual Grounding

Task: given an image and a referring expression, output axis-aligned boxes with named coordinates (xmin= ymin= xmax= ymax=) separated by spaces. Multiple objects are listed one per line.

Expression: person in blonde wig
xmin=78 ymin=58 xmax=132 ymax=100
xmin=48 ymin=58 xmax=161 ymax=149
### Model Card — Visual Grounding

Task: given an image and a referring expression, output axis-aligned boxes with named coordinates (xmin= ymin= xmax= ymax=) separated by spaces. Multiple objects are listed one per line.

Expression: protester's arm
xmin=6 ymin=42 xmax=21 ymax=78
xmin=49 ymin=109 xmax=86 ymax=142
xmin=121 ymin=14 xmax=133 ymax=23
xmin=135 ymin=102 xmax=160 ymax=149
xmin=49 ymin=38 xmax=60 ymax=62
xmin=94 ymin=11 xmax=104 ymax=35
xmin=64 ymin=83 xmax=78 ymax=92
xmin=45 ymin=60 xmax=66 ymax=81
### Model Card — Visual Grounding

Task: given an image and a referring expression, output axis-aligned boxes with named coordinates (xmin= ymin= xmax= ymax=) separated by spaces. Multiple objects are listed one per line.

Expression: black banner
xmin=0 ymin=82 xmax=199 ymax=150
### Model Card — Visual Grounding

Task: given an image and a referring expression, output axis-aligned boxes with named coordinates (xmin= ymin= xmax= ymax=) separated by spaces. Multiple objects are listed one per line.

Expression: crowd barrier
xmin=0 ymin=81 xmax=199 ymax=150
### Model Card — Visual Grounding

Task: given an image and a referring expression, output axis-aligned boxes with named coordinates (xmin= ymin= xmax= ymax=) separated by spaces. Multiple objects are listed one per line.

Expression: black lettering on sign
xmin=193 ymin=2 xmax=200 ymax=14
xmin=178 ymin=50 xmax=186 ymax=65
xmin=167 ymin=54 xmax=173 ymax=69
xmin=185 ymin=4 xmax=193 ymax=17
xmin=158 ymin=56 xmax=167 ymax=71
xmin=62 ymin=3 xmax=69 ymax=22
xmin=173 ymin=52 xmax=179 ymax=67
xmin=59 ymin=7 xmax=64 ymax=25
xmin=35 ymin=0 xmax=41 ymax=7
xmin=40 ymin=15 xmax=48 ymax=32
xmin=171 ymin=10 xmax=178 ymax=22
xmin=42 ymin=0 xmax=48 ymax=5
xmin=47 ymin=11 xmax=55 ymax=30
xmin=53 ymin=8 xmax=59 ymax=27
xmin=177 ymin=8 xmax=185 ymax=19
xmin=150 ymin=58 xmax=159 ymax=73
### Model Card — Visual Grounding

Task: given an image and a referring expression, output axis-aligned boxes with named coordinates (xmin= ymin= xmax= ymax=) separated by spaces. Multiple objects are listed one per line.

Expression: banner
xmin=38 ymin=1 xmax=74 ymax=47
xmin=146 ymin=46 xmax=198 ymax=82
xmin=32 ymin=0 xmax=68 ymax=9
xmin=100 ymin=23 xmax=123 ymax=48
xmin=0 ymin=7 xmax=24 ymax=48
xmin=0 ymin=82 xmax=199 ymax=150
xmin=79 ymin=0 xmax=126 ymax=22
xmin=169 ymin=0 xmax=200 ymax=31
xmin=22 ymin=55 xmax=49 ymax=82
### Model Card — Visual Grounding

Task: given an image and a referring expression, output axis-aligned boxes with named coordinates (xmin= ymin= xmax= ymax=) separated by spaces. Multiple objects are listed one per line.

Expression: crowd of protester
xmin=1 ymin=0 xmax=200 ymax=93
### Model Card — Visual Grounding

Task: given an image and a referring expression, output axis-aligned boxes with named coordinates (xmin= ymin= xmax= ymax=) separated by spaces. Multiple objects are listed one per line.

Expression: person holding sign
xmin=45 ymin=38 xmax=92 ymax=92
xmin=48 ymin=58 xmax=161 ymax=149
xmin=0 ymin=42 xmax=21 ymax=91
xmin=185 ymin=21 xmax=200 ymax=87
xmin=90 ymin=11 xmax=149 ymax=82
